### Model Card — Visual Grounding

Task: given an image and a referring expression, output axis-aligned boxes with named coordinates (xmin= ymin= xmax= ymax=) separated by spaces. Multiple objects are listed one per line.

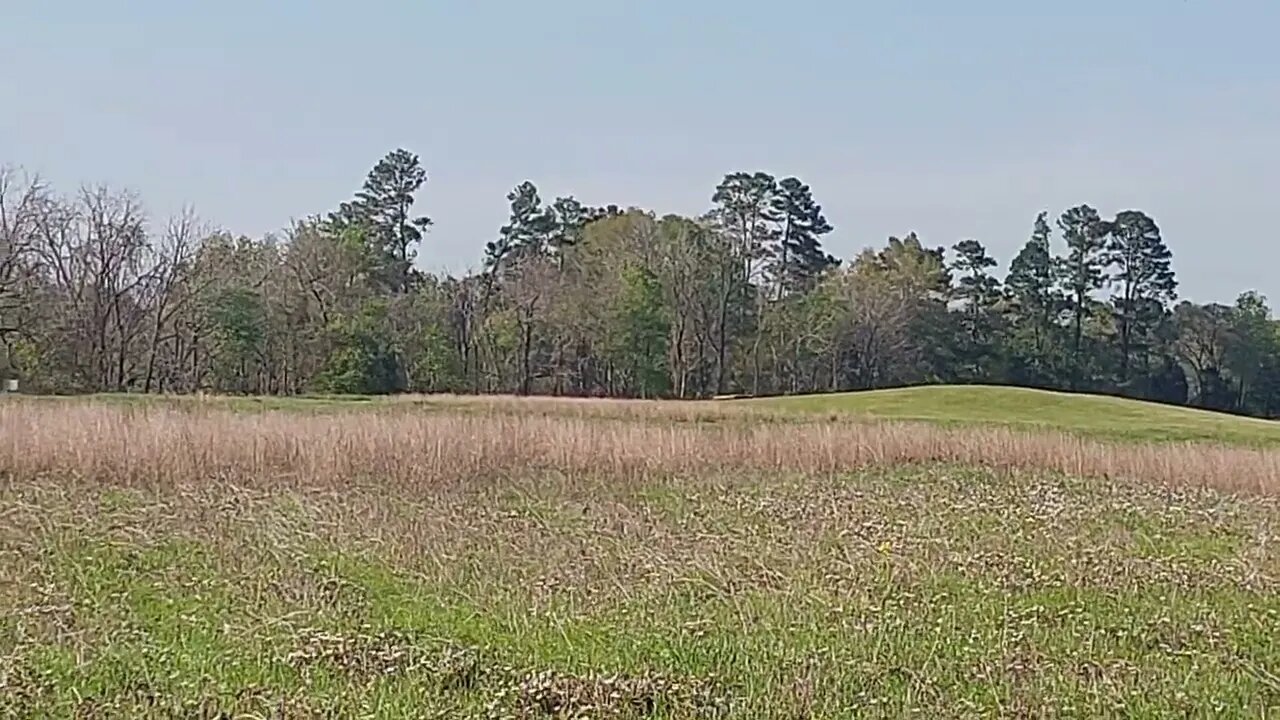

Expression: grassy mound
xmin=744 ymin=385 xmax=1280 ymax=446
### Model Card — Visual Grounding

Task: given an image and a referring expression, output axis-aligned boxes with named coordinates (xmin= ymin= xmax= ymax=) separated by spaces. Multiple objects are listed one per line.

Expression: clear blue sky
xmin=4 ymin=1 xmax=1277 ymax=303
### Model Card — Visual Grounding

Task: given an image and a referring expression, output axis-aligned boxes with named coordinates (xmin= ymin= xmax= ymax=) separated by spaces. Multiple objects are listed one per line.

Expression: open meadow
xmin=3 ymin=390 xmax=1280 ymax=718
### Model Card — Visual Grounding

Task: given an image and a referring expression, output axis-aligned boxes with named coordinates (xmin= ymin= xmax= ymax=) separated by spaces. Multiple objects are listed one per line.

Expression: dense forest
xmin=2 ymin=149 xmax=1278 ymax=418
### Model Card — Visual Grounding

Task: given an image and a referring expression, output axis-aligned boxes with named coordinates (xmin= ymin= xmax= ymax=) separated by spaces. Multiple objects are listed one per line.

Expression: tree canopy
xmin=4 ymin=151 xmax=1278 ymax=419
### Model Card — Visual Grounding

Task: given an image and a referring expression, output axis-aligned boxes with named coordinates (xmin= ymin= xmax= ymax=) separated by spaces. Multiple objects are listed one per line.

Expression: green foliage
xmin=1106 ymin=210 xmax=1177 ymax=385
xmin=606 ymin=264 xmax=670 ymax=397
xmin=397 ymin=286 xmax=466 ymax=393
xmin=1055 ymin=204 xmax=1109 ymax=386
xmin=406 ymin=322 xmax=462 ymax=392
xmin=313 ymin=301 xmax=403 ymax=395
xmin=1006 ymin=212 xmax=1057 ymax=315
xmin=1227 ymin=293 xmax=1280 ymax=416
xmin=487 ymin=181 xmax=555 ymax=272
xmin=208 ymin=288 xmax=267 ymax=393
xmin=11 ymin=147 xmax=1280 ymax=420
xmin=548 ymin=195 xmax=588 ymax=259
xmin=712 ymin=171 xmax=780 ymax=281
xmin=1004 ymin=212 xmax=1064 ymax=386
xmin=949 ymin=239 xmax=1003 ymax=379
xmin=331 ymin=148 xmax=431 ymax=293
xmin=6 ymin=337 xmax=63 ymax=393
xmin=951 ymin=239 xmax=1000 ymax=306
xmin=826 ymin=234 xmax=952 ymax=389
xmin=770 ymin=176 xmax=836 ymax=296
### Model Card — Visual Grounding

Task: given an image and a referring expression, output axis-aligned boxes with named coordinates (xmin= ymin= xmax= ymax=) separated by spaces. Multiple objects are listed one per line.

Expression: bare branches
xmin=0 ymin=166 xmax=47 ymax=337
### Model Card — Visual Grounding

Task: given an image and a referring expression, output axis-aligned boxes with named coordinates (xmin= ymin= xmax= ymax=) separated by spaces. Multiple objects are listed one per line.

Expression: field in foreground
xmin=3 ymin=400 xmax=1280 ymax=718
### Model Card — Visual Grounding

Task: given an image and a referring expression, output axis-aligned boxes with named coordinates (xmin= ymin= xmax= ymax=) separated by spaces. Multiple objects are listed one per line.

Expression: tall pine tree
xmin=710 ymin=172 xmax=780 ymax=394
xmin=770 ymin=176 xmax=837 ymax=297
xmin=951 ymin=240 xmax=1000 ymax=324
xmin=1105 ymin=209 xmax=1176 ymax=385
xmin=332 ymin=148 xmax=431 ymax=294
xmin=548 ymin=195 xmax=589 ymax=270
xmin=549 ymin=196 xmax=587 ymax=254
xmin=711 ymin=172 xmax=780 ymax=288
xmin=485 ymin=181 xmax=555 ymax=274
xmin=1055 ymin=204 xmax=1107 ymax=388
xmin=1004 ymin=212 xmax=1060 ymax=383
xmin=949 ymin=239 xmax=1001 ymax=378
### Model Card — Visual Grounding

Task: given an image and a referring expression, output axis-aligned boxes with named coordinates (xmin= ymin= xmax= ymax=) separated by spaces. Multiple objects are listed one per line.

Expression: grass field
xmin=60 ymin=384 xmax=1280 ymax=447
xmin=3 ymin=396 xmax=1280 ymax=717
xmin=744 ymin=385 xmax=1280 ymax=447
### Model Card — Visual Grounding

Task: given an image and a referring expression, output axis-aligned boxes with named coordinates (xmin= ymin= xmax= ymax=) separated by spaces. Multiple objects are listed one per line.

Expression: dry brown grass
xmin=2 ymin=398 xmax=1278 ymax=494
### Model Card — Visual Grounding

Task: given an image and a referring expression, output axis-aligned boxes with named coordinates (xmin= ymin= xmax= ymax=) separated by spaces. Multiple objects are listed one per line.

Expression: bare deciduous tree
xmin=0 ymin=167 xmax=45 ymax=361
xmin=140 ymin=207 xmax=209 ymax=392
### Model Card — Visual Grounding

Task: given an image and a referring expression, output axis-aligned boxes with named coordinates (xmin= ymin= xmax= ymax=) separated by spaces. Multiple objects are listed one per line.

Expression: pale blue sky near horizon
xmin=3 ymin=1 xmax=1277 ymax=303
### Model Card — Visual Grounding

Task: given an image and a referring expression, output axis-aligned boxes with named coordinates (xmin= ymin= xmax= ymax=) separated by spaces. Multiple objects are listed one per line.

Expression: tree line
xmin=2 ymin=149 xmax=1278 ymax=418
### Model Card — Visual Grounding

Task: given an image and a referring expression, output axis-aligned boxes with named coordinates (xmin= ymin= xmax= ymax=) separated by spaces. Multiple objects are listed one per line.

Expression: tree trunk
xmin=520 ymin=316 xmax=533 ymax=395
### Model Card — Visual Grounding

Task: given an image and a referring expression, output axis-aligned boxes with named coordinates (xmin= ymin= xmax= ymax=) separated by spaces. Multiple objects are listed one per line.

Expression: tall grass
xmin=2 ymin=399 xmax=1278 ymax=493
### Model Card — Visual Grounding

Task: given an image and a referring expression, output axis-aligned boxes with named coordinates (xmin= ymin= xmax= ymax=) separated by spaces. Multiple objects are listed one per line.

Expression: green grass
xmin=5 ymin=466 xmax=1280 ymax=718
xmin=745 ymin=385 xmax=1280 ymax=446
xmin=26 ymin=392 xmax=393 ymax=413
xmin=16 ymin=383 xmax=1280 ymax=448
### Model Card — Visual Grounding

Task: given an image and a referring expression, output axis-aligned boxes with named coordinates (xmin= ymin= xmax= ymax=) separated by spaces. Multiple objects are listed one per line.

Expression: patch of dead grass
xmin=1 ymin=400 xmax=1278 ymax=494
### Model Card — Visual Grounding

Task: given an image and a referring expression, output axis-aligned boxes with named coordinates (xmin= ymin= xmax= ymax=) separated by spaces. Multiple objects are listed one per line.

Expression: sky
xmin=4 ymin=0 xmax=1278 ymax=303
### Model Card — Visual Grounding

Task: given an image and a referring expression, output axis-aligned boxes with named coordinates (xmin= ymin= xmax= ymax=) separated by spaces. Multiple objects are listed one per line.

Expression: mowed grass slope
xmin=746 ymin=385 xmax=1280 ymax=446
xmin=3 ymin=401 xmax=1280 ymax=717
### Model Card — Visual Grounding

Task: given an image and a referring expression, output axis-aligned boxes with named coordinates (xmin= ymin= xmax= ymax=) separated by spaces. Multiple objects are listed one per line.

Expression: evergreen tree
xmin=1105 ymin=209 xmax=1177 ymax=385
xmin=951 ymin=240 xmax=999 ymax=305
xmin=333 ymin=149 xmax=431 ymax=294
xmin=1055 ymin=204 xmax=1108 ymax=388
xmin=951 ymin=240 xmax=1000 ymax=324
xmin=948 ymin=239 xmax=1001 ymax=378
xmin=485 ymin=181 xmax=555 ymax=273
xmin=586 ymin=204 xmax=624 ymax=223
xmin=1005 ymin=212 xmax=1060 ymax=383
xmin=711 ymin=171 xmax=780 ymax=287
xmin=1224 ymin=291 xmax=1280 ymax=415
xmin=709 ymin=172 xmax=779 ymax=393
xmin=549 ymin=195 xmax=588 ymax=259
xmin=770 ymin=176 xmax=837 ymax=297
